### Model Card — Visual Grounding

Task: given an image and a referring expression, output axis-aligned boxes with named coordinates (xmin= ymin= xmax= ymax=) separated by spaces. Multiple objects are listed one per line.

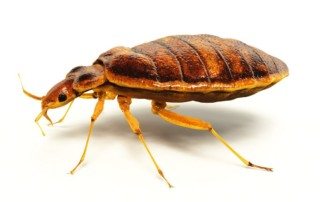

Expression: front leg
xmin=70 ymin=91 xmax=106 ymax=174
xmin=52 ymin=91 xmax=116 ymax=125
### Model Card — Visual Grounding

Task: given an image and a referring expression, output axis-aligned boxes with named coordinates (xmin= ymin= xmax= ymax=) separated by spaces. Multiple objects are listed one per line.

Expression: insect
xmin=20 ymin=34 xmax=288 ymax=187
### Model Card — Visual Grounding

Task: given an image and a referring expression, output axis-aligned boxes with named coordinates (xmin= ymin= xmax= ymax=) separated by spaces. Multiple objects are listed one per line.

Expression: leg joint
xmin=134 ymin=129 xmax=142 ymax=136
xmin=151 ymin=100 xmax=166 ymax=114
xmin=118 ymin=96 xmax=131 ymax=111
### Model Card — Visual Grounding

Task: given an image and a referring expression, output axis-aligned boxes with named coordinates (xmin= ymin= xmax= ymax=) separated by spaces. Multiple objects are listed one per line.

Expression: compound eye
xmin=58 ymin=93 xmax=67 ymax=102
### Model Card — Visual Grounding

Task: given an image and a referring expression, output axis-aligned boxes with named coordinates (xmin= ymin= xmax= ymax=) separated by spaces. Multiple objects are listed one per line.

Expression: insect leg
xmin=52 ymin=92 xmax=115 ymax=126
xmin=151 ymin=100 xmax=272 ymax=172
xmin=51 ymin=93 xmax=96 ymax=126
xmin=117 ymin=95 xmax=173 ymax=188
xmin=50 ymin=100 xmax=74 ymax=125
xmin=50 ymin=93 xmax=94 ymax=126
xmin=70 ymin=92 xmax=106 ymax=174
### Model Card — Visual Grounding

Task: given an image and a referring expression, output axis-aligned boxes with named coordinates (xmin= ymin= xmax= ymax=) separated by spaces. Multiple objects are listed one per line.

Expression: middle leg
xmin=117 ymin=95 xmax=173 ymax=187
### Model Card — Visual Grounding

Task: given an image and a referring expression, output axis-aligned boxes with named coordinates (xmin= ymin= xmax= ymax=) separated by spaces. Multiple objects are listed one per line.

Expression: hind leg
xmin=151 ymin=100 xmax=272 ymax=171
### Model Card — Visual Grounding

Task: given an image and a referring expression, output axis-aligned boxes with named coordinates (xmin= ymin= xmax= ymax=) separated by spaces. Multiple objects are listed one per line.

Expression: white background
xmin=0 ymin=0 xmax=319 ymax=201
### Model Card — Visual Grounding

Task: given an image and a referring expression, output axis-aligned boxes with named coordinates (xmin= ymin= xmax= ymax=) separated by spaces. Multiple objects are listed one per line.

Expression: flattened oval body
xmin=94 ymin=34 xmax=288 ymax=102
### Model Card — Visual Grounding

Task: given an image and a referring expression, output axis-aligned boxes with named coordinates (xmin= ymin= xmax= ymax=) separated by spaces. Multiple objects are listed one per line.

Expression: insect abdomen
xmin=95 ymin=34 xmax=288 ymax=93
xmin=131 ymin=35 xmax=288 ymax=83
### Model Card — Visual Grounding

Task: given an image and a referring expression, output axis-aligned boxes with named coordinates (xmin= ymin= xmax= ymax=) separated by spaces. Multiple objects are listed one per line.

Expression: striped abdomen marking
xmin=132 ymin=42 xmax=183 ymax=82
xmin=173 ymin=35 xmax=234 ymax=82
xmin=200 ymin=35 xmax=260 ymax=81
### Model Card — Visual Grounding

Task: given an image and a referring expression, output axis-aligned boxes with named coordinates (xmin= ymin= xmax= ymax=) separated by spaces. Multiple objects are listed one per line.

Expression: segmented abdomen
xmin=129 ymin=35 xmax=287 ymax=83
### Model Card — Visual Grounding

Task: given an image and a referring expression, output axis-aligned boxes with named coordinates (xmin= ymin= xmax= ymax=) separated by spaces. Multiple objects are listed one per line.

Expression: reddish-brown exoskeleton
xmin=20 ymin=34 xmax=289 ymax=187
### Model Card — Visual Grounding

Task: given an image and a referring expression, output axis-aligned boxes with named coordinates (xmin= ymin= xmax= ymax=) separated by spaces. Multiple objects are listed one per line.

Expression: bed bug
xmin=20 ymin=34 xmax=288 ymax=187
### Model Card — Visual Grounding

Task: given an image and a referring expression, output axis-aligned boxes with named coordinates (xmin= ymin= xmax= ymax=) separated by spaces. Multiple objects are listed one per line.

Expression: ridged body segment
xmin=94 ymin=34 xmax=288 ymax=93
